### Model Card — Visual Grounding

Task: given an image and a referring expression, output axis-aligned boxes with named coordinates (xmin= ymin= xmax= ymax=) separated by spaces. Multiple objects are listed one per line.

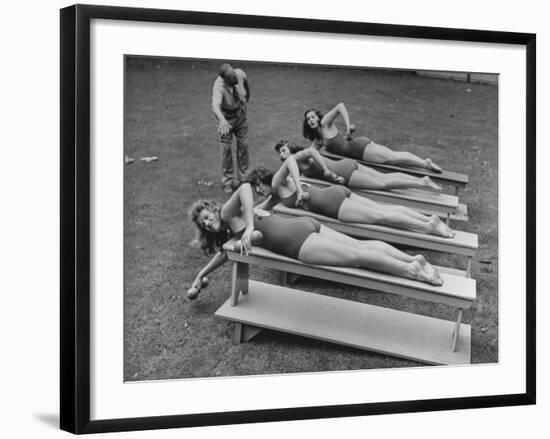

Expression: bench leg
xmin=279 ymin=271 xmax=300 ymax=285
xmin=446 ymin=213 xmax=451 ymax=225
xmin=451 ymin=309 xmax=464 ymax=352
xmin=466 ymin=257 xmax=472 ymax=278
xmin=233 ymin=323 xmax=262 ymax=345
xmin=230 ymin=262 xmax=249 ymax=307
xmin=454 ymin=186 xmax=460 ymax=197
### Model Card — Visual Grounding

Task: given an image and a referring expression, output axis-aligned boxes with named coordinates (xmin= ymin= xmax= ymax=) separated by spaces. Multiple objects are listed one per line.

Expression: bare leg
xmin=298 ymin=231 xmax=443 ymax=285
xmin=346 ymin=194 xmax=455 ymax=237
xmin=384 ymin=203 xmax=430 ymax=221
xmin=318 ymin=226 xmax=415 ymax=262
xmin=318 ymin=226 xmax=443 ymax=284
xmin=350 ymin=193 xmax=427 ymax=221
xmin=363 ymin=142 xmax=442 ymax=172
xmin=350 ymin=164 xmax=442 ymax=192
xmin=338 ymin=198 xmax=432 ymax=234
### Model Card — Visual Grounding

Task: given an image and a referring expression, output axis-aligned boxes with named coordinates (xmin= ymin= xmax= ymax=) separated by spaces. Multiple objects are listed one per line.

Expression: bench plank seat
xmin=273 ymin=203 xmax=478 ymax=257
xmin=320 ymin=149 xmax=469 ymax=190
xmin=223 ymin=240 xmax=476 ymax=309
xmin=301 ymin=177 xmax=460 ymax=216
xmin=215 ymin=280 xmax=471 ymax=365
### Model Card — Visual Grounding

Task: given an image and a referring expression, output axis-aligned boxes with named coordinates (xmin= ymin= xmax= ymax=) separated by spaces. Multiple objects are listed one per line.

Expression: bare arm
xmin=191 ymin=250 xmax=228 ymax=288
xmin=212 ymin=103 xmax=227 ymax=124
xmin=271 ymin=156 xmax=305 ymax=206
xmin=243 ymin=77 xmax=251 ymax=102
xmin=221 ymin=183 xmax=255 ymax=252
xmin=221 ymin=183 xmax=254 ymax=227
xmin=294 ymin=147 xmax=329 ymax=172
xmin=321 ymin=102 xmax=351 ymax=133
xmin=212 ymin=79 xmax=231 ymax=135
xmin=295 ymin=147 xmax=345 ymax=185
xmin=273 ymin=156 xmax=301 ymax=191
xmin=255 ymin=194 xmax=278 ymax=211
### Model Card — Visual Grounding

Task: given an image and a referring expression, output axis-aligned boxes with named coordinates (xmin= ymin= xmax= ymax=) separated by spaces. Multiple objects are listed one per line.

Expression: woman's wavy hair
xmin=273 ymin=139 xmax=304 ymax=155
xmin=302 ymin=108 xmax=324 ymax=141
xmin=247 ymin=166 xmax=274 ymax=188
xmin=188 ymin=200 xmax=231 ymax=254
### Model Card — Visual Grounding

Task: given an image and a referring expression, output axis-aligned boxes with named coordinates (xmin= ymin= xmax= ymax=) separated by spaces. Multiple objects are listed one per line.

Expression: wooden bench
xmin=214 ymin=240 xmax=476 ymax=365
xmin=320 ymin=149 xmax=469 ymax=195
xmin=273 ymin=203 xmax=478 ymax=276
xmin=301 ymin=177 xmax=468 ymax=223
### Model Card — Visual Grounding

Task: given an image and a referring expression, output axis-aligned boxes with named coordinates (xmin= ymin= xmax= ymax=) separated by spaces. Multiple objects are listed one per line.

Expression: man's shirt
xmin=212 ymin=68 xmax=248 ymax=113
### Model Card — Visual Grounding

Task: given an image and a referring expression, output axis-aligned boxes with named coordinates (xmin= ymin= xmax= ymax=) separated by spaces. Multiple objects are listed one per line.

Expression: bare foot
xmin=411 ymin=255 xmax=443 ymax=286
xmin=426 ymin=158 xmax=442 ymax=172
xmin=428 ymin=215 xmax=456 ymax=238
xmin=421 ymin=176 xmax=442 ymax=192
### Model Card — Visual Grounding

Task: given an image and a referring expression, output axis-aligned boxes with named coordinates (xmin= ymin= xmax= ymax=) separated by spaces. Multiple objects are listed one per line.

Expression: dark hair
xmin=189 ymin=200 xmax=231 ymax=254
xmin=274 ymin=139 xmax=304 ymax=154
xmin=247 ymin=167 xmax=274 ymax=187
xmin=302 ymin=108 xmax=324 ymax=141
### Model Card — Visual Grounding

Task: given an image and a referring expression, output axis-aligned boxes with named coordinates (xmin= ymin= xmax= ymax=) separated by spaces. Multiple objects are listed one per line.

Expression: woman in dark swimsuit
xmin=186 ymin=183 xmax=443 ymax=300
xmin=275 ymin=140 xmax=442 ymax=192
xmin=247 ymin=159 xmax=455 ymax=238
xmin=303 ymin=103 xmax=442 ymax=172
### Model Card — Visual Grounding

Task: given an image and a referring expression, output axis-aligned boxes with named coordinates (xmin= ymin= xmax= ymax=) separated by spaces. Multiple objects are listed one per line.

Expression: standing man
xmin=211 ymin=63 xmax=251 ymax=193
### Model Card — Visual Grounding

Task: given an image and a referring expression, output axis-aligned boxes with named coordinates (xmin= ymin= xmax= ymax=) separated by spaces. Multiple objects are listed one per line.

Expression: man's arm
xmin=212 ymin=78 xmax=231 ymax=135
xmin=243 ymin=77 xmax=251 ymax=102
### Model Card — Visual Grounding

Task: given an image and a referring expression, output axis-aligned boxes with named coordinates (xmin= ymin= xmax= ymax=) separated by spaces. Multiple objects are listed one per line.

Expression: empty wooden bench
xmin=320 ymin=149 xmax=469 ymax=196
xmin=273 ymin=203 xmax=478 ymax=276
xmin=301 ymin=176 xmax=468 ymax=223
xmin=215 ymin=239 xmax=476 ymax=365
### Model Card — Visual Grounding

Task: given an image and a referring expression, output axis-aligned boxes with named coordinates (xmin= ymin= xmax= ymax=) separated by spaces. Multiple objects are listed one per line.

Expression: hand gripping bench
xmin=320 ymin=149 xmax=469 ymax=196
xmin=215 ymin=240 xmax=476 ymax=365
xmin=273 ymin=203 xmax=478 ymax=276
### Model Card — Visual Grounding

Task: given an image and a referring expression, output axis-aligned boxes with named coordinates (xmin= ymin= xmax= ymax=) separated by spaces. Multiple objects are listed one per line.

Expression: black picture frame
xmin=60 ymin=4 xmax=536 ymax=434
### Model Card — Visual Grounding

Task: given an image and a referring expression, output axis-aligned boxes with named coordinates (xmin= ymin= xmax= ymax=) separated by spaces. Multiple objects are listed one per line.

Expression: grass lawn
xmin=124 ymin=57 xmax=498 ymax=381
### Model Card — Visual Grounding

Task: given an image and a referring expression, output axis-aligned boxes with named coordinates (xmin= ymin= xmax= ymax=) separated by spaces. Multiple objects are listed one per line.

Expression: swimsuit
xmin=301 ymin=157 xmax=358 ymax=184
xmin=235 ymin=213 xmax=321 ymax=259
xmin=324 ymin=132 xmax=372 ymax=161
xmin=280 ymin=184 xmax=352 ymax=219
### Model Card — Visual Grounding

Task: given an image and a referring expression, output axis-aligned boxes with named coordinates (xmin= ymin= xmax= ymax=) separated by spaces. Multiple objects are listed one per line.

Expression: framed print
xmin=60 ymin=4 xmax=536 ymax=434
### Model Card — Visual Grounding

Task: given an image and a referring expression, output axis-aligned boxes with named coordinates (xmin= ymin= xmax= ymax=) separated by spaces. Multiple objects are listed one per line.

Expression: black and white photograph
xmin=3 ymin=0 xmax=546 ymax=437
xmin=124 ymin=57 xmax=498 ymax=380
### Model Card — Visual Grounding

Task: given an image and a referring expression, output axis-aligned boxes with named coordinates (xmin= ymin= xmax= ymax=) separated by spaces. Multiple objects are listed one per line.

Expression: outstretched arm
xmin=190 ymin=250 xmax=228 ymax=290
xmin=321 ymin=102 xmax=351 ymax=133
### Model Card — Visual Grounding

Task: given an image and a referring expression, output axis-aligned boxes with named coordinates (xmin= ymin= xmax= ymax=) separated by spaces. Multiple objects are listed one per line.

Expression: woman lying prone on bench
xmin=274 ymin=139 xmax=441 ymax=192
xmin=247 ymin=156 xmax=455 ymax=238
xmin=187 ymin=183 xmax=444 ymax=300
